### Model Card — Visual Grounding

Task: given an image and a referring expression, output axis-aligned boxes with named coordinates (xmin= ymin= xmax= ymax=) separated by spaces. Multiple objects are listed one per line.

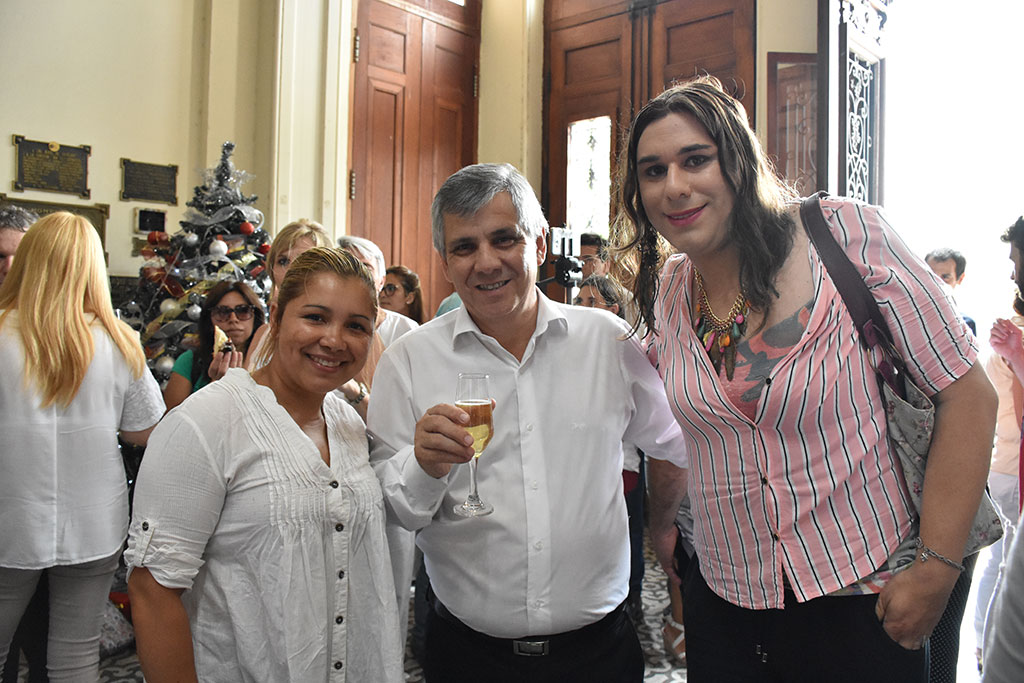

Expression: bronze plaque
xmin=120 ymin=158 xmax=178 ymax=204
xmin=13 ymin=135 xmax=91 ymax=198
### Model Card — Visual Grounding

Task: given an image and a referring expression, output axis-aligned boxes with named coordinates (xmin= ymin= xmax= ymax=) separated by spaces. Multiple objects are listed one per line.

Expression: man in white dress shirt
xmin=367 ymin=163 xmax=689 ymax=682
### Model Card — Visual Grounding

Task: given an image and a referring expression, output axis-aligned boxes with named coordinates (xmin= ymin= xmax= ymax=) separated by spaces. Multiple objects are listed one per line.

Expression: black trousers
xmin=928 ymin=551 xmax=978 ymax=683
xmin=424 ymin=599 xmax=644 ymax=683
xmin=683 ymin=565 xmax=928 ymax=683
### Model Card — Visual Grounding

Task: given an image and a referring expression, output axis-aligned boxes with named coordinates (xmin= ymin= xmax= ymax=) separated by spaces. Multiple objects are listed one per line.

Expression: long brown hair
xmin=614 ymin=76 xmax=796 ymax=336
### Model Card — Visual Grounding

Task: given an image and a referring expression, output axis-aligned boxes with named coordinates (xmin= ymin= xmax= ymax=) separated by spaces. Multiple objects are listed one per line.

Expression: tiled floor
xmin=28 ymin=543 xmax=994 ymax=682
xmin=33 ymin=540 xmax=686 ymax=682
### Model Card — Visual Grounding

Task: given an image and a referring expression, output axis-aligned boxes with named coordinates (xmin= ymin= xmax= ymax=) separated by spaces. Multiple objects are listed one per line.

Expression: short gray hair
xmin=430 ymin=163 xmax=547 ymax=255
xmin=0 ymin=204 xmax=39 ymax=232
xmin=337 ymin=235 xmax=386 ymax=283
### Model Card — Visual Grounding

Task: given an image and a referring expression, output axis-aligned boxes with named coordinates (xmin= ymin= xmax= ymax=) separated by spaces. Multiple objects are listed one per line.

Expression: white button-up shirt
xmin=367 ymin=292 xmax=688 ymax=638
xmin=125 ymin=369 xmax=403 ymax=682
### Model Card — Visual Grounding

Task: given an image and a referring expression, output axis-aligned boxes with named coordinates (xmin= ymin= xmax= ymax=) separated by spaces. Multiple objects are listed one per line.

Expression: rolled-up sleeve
xmin=827 ymin=199 xmax=977 ymax=395
xmin=118 ymin=368 xmax=165 ymax=432
xmin=124 ymin=410 xmax=226 ymax=590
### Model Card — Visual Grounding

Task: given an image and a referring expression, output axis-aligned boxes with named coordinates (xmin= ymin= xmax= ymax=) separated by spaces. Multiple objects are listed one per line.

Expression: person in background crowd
xmin=126 ymin=248 xmax=403 ymax=683
xmin=246 ymin=218 xmax=330 ymax=368
xmin=381 ymin=265 xmax=425 ymax=324
xmin=983 ymin=527 xmax=1024 ymax=682
xmin=990 ymin=216 xmax=1024 ymax=503
xmin=434 ymin=290 xmax=462 ymax=317
xmin=925 ymin=247 xmax=976 ymax=335
xmin=368 ymin=163 xmax=690 ymax=682
xmin=162 ymin=280 xmax=264 ymax=411
xmin=0 ymin=203 xmax=44 ymax=683
xmin=975 ymin=295 xmax=1024 ymax=672
xmin=0 ymin=205 xmax=36 ymax=287
xmin=616 ymin=76 xmax=994 ymax=682
xmin=579 ymin=232 xmax=611 ymax=280
xmin=0 ymin=212 xmax=164 ymax=681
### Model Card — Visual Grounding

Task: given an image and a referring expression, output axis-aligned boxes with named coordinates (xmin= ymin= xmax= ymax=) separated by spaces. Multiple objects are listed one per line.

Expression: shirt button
xmin=771 ymin=533 xmax=780 ymax=542
xmin=338 ymin=570 xmax=345 ymax=579
xmin=526 ymin=424 xmax=534 ymax=432
xmin=530 ymin=481 xmax=539 ymax=490
xmin=761 ymin=477 xmax=768 ymax=486
xmin=330 ymin=481 xmax=339 ymax=488
xmin=336 ymin=615 xmax=344 ymax=624
xmin=764 ymin=377 xmax=772 ymax=386
xmin=335 ymin=523 xmax=345 ymax=532
xmin=141 ymin=521 xmax=149 ymax=531
xmin=334 ymin=661 xmax=343 ymax=670
xmin=534 ymin=599 xmax=543 ymax=608
xmin=534 ymin=541 xmax=543 ymax=550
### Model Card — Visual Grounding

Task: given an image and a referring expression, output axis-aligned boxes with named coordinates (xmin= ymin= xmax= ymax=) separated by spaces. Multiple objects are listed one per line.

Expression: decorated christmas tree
xmin=119 ymin=141 xmax=271 ymax=381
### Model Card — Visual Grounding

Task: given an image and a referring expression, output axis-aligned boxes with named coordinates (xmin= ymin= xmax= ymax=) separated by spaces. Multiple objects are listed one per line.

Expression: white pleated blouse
xmin=125 ymin=369 xmax=402 ymax=683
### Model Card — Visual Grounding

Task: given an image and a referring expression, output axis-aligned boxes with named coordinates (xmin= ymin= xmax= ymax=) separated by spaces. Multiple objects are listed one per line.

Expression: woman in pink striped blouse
xmin=617 ymin=76 xmax=996 ymax=682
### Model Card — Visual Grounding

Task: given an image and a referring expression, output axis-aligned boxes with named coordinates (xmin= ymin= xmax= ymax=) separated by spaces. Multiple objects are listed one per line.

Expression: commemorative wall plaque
xmin=120 ymin=158 xmax=178 ymax=204
xmin=13 ymin=135 xmax=91 ymax=198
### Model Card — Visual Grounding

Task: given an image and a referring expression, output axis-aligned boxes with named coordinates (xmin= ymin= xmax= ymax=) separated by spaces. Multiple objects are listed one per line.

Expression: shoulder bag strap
xmin=799 ymin=192 xmax=907 ymax=400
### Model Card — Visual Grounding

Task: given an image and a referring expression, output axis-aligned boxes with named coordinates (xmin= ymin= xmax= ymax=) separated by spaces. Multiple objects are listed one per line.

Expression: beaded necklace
xmin=693 ymin=269 xmax=749 ymax=380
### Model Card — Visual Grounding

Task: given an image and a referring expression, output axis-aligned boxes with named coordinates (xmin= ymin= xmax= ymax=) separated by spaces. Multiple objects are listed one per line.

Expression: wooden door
xmin=648 ymin=0 xmax=755 ymax=120
xmin=543 ymin=0 xmax=757 ymax=268
xmin=545 ymin=9 xmax=633 ymax=229
xmin=351 ymin=0 xmax=480 ymax=315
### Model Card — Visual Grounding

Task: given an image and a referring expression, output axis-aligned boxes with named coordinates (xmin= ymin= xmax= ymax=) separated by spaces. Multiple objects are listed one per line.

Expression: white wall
xmin=478 ymin=0 xmax=544 ymax=191
xmin=0 ymin=0 xmax=214 ymax=276
xmin=755 ymin=0 xmax=817 ymax=140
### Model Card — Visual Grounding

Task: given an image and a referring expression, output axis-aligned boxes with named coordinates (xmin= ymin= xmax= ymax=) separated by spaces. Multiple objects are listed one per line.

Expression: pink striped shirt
xmin=651 ymin=198 xmax=977 ymax=609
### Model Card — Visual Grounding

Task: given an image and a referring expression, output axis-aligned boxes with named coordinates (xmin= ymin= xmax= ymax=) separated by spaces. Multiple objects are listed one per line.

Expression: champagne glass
xmin=453 ymin=372 xmax=494 ymax=517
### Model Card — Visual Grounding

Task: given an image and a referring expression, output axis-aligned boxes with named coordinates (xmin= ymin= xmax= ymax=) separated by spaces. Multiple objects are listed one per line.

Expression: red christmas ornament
xmin=239 ymin=221 xmax=255 ymax=235
xmin=257 ymin=243 xmax=271 ymax=255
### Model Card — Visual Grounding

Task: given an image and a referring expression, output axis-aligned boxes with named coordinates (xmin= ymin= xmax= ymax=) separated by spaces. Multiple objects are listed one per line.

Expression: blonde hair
xmin=254 ymin=247 xmax=377 ymax=369
xmin=0 ymin=212 xmax=147 ymax=407
xmin=267 ymin=219 xmax=330 ymax=287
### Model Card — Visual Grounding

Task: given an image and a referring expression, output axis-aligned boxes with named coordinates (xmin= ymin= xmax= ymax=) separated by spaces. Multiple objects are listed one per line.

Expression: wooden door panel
xmin=416 ymin=16 xmax=478 ymax=312
xmin=352 ymin=0 xmax=479 ymax=316
xmin=648 ymin=0 xmax=755 ymax=121
xmin=547 ymin=0 xmax=628 ymax=30
xmin=546 ymin=11 xmax=632 ymax=227
xmin=365 ymin=81 xmax=404 ymax=262
xmin=352 ymin=0 xmax=416 ymax=265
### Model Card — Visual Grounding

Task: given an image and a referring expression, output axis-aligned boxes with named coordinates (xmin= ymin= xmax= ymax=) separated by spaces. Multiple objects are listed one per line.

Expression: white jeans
xmin=974 ymin=471 xmax=1020 ymax=650
xmin=0 ymin=553 xmax=119 ymax=682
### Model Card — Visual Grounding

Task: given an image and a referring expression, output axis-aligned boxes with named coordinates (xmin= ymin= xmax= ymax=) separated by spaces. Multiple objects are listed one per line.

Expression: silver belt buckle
xmin=512 ymin=639 xmax=549 ymax=656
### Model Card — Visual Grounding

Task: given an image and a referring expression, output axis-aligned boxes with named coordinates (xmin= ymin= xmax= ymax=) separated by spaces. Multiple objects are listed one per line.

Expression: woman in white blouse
xmin=0 ymin=212 xmax=165 ymax=680
xmin=126 ymin=247 xmax=403 ymax=683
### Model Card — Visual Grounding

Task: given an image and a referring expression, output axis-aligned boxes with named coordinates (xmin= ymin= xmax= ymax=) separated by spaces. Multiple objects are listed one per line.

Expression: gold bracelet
xmin=914 ymin=537 xmax=965 ymax=573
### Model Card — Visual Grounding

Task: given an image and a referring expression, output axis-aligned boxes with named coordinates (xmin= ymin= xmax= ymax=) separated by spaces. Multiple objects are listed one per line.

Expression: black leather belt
xmin=430 ymin=595 xmax=625 ymax=656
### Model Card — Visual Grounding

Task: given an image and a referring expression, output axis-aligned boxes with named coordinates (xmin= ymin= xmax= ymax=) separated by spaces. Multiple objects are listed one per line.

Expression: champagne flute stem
xmin=466 ymin=456 xmax=482 ymax=504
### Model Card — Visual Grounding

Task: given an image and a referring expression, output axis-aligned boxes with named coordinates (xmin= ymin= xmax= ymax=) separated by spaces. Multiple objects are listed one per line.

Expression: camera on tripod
xmin=542 ymin=226 xmax=583 ymax=289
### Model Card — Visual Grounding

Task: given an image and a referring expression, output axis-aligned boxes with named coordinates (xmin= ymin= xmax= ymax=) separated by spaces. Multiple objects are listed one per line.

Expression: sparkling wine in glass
xmin=453 ymin=372 xmax=494 ymax=517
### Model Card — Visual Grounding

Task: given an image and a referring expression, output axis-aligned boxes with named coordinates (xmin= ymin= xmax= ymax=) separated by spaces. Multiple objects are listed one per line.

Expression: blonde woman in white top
xmin=0 ymin=212 xmax=164 ymax=681
xmin=126 ymin=248 xmax=403 ymax=683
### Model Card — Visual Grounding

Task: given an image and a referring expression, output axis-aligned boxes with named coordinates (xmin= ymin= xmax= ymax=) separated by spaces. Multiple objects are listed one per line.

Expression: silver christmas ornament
xmin=159 ymin=298 xmax=177 ymax=315
xmin=155 ymin=355 xmax=176 ymax=375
